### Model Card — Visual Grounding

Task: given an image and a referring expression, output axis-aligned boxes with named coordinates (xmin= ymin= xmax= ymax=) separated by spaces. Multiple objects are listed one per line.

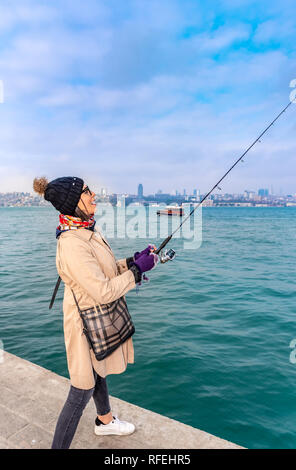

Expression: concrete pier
xmin=0 ymin=351 xmax=244 ymax=449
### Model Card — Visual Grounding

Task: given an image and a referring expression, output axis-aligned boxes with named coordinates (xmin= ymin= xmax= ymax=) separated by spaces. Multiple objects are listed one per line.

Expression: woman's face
xmin=77 ymin=184 xmax=96 ymax=217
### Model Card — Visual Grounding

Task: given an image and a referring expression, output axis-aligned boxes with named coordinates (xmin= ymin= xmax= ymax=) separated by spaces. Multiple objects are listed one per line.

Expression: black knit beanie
xmin=44 ymin=176 xmax=84 ymax=215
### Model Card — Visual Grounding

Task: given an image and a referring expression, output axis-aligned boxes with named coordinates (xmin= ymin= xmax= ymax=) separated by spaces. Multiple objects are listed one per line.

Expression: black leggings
xmin=51 ymin=370 xmax=111 ymax=449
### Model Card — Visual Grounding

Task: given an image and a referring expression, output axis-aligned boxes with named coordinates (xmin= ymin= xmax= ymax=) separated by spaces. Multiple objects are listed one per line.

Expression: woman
xmin=33 ymin=176 xmax=158 ymax=449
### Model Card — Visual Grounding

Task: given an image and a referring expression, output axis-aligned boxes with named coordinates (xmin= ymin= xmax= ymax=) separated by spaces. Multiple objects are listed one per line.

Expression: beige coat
xmin=55 ymin=227 xmax=137 ymax=389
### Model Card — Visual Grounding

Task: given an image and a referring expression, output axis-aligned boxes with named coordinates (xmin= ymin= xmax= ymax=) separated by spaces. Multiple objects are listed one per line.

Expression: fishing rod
xmin=155 ymin=100 xmax=294 ymax=263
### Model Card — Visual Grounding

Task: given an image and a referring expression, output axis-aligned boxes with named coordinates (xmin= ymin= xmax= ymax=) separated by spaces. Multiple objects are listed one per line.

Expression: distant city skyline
xmin=90 ymin=185 xmax=295 ymax=197
xmin=1 ymin=187 xmax=295 ymax=208
xmin=0 ymin=181 xmax=294 ymax=197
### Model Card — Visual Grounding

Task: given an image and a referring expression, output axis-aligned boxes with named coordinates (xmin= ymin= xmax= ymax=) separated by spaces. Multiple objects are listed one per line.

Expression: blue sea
xmin=1 ymin=206 xmax=296 ymax=449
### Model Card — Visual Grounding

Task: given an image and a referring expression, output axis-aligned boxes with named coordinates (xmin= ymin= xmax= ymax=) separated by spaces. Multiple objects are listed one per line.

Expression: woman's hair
xmin=74 ymin=206 xmax=90 ymax=221
xmin=33 ymin=176 xmax=48 ymax=196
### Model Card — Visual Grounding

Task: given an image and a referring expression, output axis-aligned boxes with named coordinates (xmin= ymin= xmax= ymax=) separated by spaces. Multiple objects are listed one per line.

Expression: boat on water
xmin=157 ymin=205 xmax=184 ymax=216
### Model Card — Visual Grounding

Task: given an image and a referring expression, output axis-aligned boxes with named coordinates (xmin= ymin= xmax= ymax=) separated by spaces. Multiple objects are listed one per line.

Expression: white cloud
xmin=190 ymin=24 xmax=251 ymax=52
xmin=0 ymin=0 xmax=295 ymax=195
xmin=253 ymin=19 xmax=296 ymax=44
xmin=0 ymin=3 xmax=53 ymax=31
xmin=34 ymin=49 xmax=289 ymax=119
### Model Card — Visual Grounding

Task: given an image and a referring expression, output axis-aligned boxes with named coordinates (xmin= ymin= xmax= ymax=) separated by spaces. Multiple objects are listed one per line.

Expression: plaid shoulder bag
xmin=71 ymin=290 xmax=135 ymax=361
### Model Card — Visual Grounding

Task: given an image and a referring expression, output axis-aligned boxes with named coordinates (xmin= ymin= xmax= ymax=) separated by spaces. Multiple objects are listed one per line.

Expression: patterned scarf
xmin=56 ymin=214 xmax=96 ymax=239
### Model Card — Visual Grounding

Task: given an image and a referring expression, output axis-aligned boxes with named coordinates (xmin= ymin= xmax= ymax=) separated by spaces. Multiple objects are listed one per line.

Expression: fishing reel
xmin=159 ymin=248 xmax=176 ymax=264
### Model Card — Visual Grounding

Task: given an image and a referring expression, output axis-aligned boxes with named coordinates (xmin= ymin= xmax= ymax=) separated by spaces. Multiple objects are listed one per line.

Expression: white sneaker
xmin=94 ymin=415 xmax=135 ymax=436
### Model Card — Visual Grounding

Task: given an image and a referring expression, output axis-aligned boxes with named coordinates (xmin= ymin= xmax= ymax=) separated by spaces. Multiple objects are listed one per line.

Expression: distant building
xmin=138 ymin=183 xmax=143 ymax=198
xmin=258 ymin=188 xmax=269 ymax=197
xmin=243 ymin=190 xmax=255 ymax=199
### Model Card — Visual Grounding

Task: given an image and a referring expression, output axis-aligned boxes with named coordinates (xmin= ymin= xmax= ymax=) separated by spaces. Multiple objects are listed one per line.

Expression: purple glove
xmin=134 ymin=244 xmax=156 ymax=261
xmin=133 ymin=252 xmax=159 ymax=274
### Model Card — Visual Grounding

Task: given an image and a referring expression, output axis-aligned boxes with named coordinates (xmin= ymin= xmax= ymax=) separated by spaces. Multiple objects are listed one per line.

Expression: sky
xmin=0 ymin=0 xmax=295 ymax=195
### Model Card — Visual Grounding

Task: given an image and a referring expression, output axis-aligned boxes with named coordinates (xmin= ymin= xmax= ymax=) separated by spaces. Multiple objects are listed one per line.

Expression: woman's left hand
xmin=133 ymin=244 xmax=156 ymax=260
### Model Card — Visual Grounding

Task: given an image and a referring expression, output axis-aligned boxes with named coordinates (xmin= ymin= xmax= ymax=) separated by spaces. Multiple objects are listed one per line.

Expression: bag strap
xmin=49 ymin=276 xmax=62 ymax=310
xmin=71 ymin=288 xmax=82 ymax=314
xmin=71 ymin=290 xmax=105 ymax=352
xmin=71 ymin=288 xmax=104 ymax=316
xmin=71 ymin=289 xmax=94 ymax=350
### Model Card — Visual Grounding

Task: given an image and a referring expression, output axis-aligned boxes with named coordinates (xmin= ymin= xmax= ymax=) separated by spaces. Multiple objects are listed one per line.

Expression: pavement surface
xmin=0 ymin=351 xmax=244 ymax=449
